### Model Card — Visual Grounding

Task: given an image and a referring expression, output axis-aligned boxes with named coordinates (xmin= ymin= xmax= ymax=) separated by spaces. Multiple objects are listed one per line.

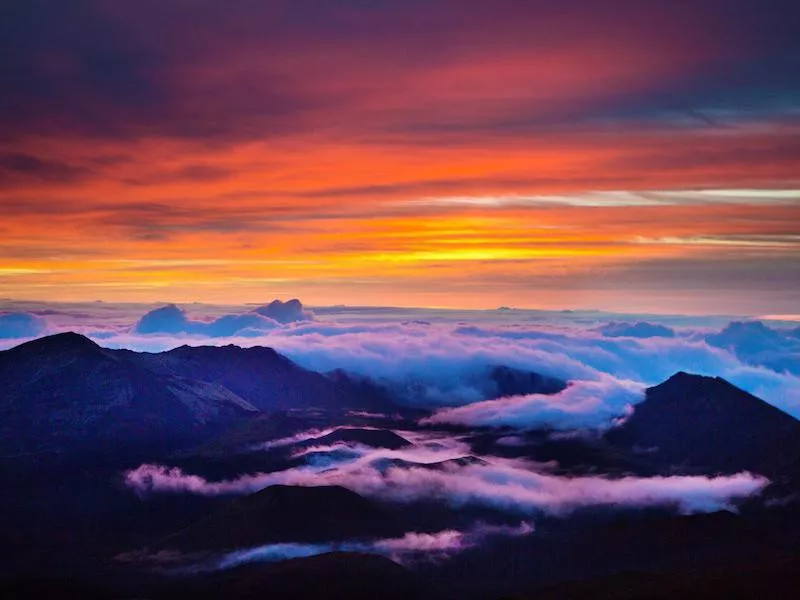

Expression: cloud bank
xmin=124 ymin=429 xmax=768 ymax=517
xmin=422 ymin=378 xmax=644 ymax=431
xmin=216 ymin=521 xmax=534 ymax=570
xmin=596 ymin=321 xmax=676 ymax=338
xmin=3 ymin=301 xmax=799 ymax=428
xmin=706 ymin=321 xmax=800 ymax=376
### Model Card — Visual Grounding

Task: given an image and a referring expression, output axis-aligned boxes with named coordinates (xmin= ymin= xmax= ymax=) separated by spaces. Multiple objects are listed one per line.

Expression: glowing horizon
xmin=1 ymin=1 xmax=798 ymax=313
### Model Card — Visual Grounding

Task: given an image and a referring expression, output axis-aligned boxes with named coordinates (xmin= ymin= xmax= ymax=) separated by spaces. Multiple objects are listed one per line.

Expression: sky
xmin=1 ymin=0 xmax=799 ymax=314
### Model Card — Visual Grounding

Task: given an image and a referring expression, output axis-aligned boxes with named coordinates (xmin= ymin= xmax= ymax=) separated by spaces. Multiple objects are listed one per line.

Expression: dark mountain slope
xmin=327 ymin=364 xmax=567 ymax=407
xmin=0 ymin=333 xmax=257 ymax=455
xmin=174 ymin=552 xmax=450 ymax=600
xmin=136 ymin=344 xmax=396 ymax=413
xmin=607 ymin=372 xmax=800 ymax=478
xmin=229 ymin=552 xmax=449 ymax=600
xmin=532 ymin=555 xmax=800 ymax=600
xmin=0 ymin=334 xmax=401 ymax=456
xmin=487 ymin=365 xmax=567 ymax=398
xmin=0 ymin=553 xmax=452 ymax=600
xmin=296 ymin=427 xmax=412 ymax=451
xmin=161 ymin=485 xmax=401 ymax=551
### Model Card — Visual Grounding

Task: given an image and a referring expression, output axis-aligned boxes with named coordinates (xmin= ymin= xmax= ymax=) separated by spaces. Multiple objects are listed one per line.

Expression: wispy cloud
xmin=124 ymin=431 xmax=768 ymax=516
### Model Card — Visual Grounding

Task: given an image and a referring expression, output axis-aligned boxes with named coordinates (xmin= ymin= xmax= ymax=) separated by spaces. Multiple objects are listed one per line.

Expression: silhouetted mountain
xmin=137 ymin=344 xmax=393 ymax=413
xmin=326 ymin=368 xmax=410 ymax=412
xmin=487 ymin=365 xmax=567 ymax=398
xmin=329 ymin=364 xmax=567 ymax=407
xmin=607 ymin=372 xmax=800 ymax=478
xmin=369 ymin=455 xmax=488 ymax=474
xmin=532 ymin=555 xmax=800 ymax=600
xmin=297 ymin=427 xmax=412 ymax=450
xmin=0 ymin=553 xmax=451 ymax=600
xmin=193 ymin=412 xmax=323 ymax=456
xmin=161 ymin=485 xmax=400 ymax=551
xmin=0 ymin=577 xmax=111 ymax=600
xmin=0 ymin=334 xmax=399 ymax=456
xmin=212 ymin=552 xmax=449 ymax=600
xmin=0 ymin=333 xmax=259 ymax=455
xmin=467 ymin=431 xmax=656 ymax=477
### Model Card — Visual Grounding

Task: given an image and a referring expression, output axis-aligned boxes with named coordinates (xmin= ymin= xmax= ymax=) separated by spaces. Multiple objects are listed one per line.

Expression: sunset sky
xmin=1 ymin=1 xmax=798 ymax=314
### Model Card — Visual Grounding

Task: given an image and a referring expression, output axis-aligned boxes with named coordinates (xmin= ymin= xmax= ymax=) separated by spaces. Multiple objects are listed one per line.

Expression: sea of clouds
xmin=5 ymin=299 xmax=788 ymax=568
xmin=1 ymin=298 xmax=798 ymax=429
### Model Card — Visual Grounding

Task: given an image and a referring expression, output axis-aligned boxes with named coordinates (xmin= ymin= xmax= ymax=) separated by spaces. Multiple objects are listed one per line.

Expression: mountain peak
xmin=608 ymin=371 xmax=800 ymax=476
xmin=248 ymin=484 xmax=365 ymax=506
xmin=662 ymin=370 xmax=713 ymax=384
xmin=646 ymin=371 xmax=796 ymax=422
xmin=652 ymin=371 xmax=757 ymax=402
xmin=9 ymin=331 xmax=100 ymax=354
xmin=162 ymin=484 xmax=399 ymax=551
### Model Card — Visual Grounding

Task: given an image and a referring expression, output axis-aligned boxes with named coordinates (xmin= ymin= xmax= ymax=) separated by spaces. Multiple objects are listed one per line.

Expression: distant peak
xmin=15 ymin=331 xmax=100 ymax=351
xmin=647 ymin=371 xmax=792 ymax=418
xmin=53 ymin=331 xmax=98 ymax=345
xmin=648 ymin=371 xmax=741 ymax=397
xmin=663 ymin=371 xmax=713 ymax=384
xmin=260 ymin=483 xmax=351 ymax=496
xmin=245 ymin=484 xmax=369 ymax=506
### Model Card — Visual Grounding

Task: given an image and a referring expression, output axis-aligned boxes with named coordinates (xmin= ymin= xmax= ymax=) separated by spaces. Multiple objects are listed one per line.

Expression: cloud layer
xmin=125 ymin=429 xmax=768 ymax=516
xmin=422 ymin=378 xmax=644 ymax=431
xmin=215 ymin=521 xmax=534 ymax=570
xmin=3 ymin=301 xmax=799 ymax=428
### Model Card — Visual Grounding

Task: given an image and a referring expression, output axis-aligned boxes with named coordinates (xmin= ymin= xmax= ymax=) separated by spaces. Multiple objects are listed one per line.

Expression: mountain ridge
xmin=607 ymin=371 xmax=800 ymax=479
xmin=0 ymin=333 xmax=396 ymax=455
xmin=159 ymin=484 xmax=402 ymax=551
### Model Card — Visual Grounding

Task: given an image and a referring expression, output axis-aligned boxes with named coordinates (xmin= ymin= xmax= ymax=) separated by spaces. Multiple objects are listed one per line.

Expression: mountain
xmin=486 ymin=365 xmax=567 ymax=398
xmin=136 ymin=344 xmax=393 ymax=413
xmin=296 ymin=427 xmax=412 ymax=451
xmin=160 ymin=485 xmax=401 ymax=551
xmin=532 ymin=555 xmax=800 ymax=600
xmin=0 ymin=553 xmax=451 ymax=600
xmin=329 ymin=364 xmax=568 ymax=407
xmin=606 ymin=372 xmax=800 ymax=478
xmin=0 ymin=333 xmax=400 ymax=456
xmin=369 ymin=455 xmax=488 ymax=474
xmin=210 ymin=552 xmax=449 ymax=600
xmin=326 ymin=369 xmax=407 ymax=413
xmin=0 ymin=333 xmax=259 ymax=455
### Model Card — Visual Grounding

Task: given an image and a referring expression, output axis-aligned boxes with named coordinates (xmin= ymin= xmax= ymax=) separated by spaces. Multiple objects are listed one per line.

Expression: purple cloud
xmin=124 ymin=429 xmax=768 ymax=516
xmin=422 ymin=377 xmax=644 ymax=431
xmin=3 ymin=302 xmax=798 ymax=422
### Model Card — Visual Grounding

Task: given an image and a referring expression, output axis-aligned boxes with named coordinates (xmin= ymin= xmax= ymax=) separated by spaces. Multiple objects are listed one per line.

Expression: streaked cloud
xmin=1 ymin=1 xmax=797 ymax=311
